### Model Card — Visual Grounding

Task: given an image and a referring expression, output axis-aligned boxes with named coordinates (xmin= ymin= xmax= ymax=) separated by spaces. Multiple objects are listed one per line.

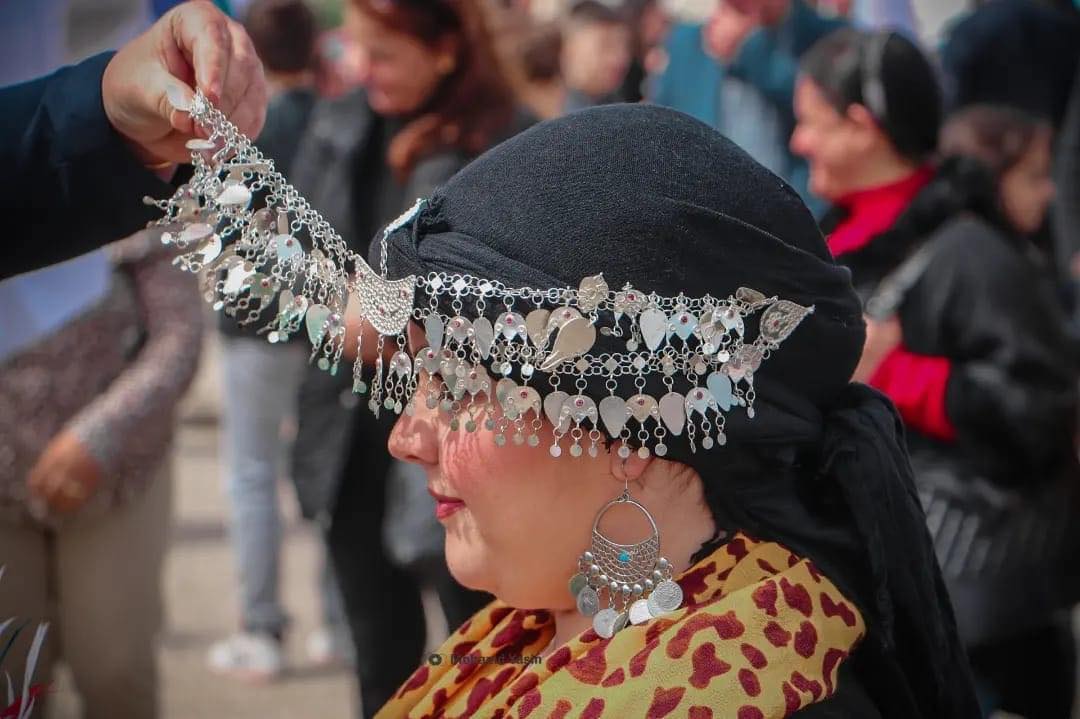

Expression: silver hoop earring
xmin=568 ymin=484 xmax=683 ymax=639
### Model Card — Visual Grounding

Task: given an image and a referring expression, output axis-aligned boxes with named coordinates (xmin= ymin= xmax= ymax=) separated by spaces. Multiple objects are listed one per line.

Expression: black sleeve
xmin=0 ymin=52 xmax=177 ymax=280
xmin=908 ymin=219 xmax=1079 ymax=483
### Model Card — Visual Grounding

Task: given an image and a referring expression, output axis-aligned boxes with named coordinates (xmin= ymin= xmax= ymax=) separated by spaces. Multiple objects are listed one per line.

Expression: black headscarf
xmin=374 ymin=104 xmax=980 ymax=718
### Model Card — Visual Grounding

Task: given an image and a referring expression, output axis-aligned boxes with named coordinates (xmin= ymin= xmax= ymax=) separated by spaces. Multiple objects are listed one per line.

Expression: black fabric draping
xmin=371 ymin=104 xmax=980 ymax=718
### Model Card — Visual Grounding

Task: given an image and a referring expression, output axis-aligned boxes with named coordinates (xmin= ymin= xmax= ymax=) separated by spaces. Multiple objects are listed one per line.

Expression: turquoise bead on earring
xmin=618 ymin=551 xmax=631 ymax=563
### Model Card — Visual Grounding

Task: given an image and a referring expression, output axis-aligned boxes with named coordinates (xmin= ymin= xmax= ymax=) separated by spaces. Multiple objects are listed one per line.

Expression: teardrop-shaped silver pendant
xmin=658 ymin=392 xmax=686 ymax=436
xmin=599 ymin=396 xmax=628 ymax=437
xmin=424 ymin=314 xmax=445 ymax=353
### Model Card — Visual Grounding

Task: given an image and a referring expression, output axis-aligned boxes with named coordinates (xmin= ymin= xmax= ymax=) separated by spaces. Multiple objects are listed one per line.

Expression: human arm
xmin=28 ymin=236 xmax=204 ymax=513
xmin=0 ymin=1 xmax=266 ymax=280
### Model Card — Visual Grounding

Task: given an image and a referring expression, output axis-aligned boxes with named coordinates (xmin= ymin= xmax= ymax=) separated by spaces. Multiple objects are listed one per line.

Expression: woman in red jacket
xmin=792 ymin=28 xmax=1080 ymax=719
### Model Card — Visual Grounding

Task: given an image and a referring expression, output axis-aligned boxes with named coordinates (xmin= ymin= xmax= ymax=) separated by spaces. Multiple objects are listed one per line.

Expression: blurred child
xmin=560 ymin=0 xmax=633 ymax=111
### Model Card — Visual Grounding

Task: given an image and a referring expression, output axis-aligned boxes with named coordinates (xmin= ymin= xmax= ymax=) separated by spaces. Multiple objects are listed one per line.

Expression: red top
xmin=828 ymin=167 xmax=957 ymax=442
xmin=827 ymin=166 xmax=934 ymax=257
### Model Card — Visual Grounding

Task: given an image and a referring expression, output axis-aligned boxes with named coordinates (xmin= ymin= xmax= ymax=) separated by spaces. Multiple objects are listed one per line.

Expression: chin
xmin=443 ymin=536 xmax=492 ymax=594
xmin=368 ymin=92 xmax=401 ymax=116
xmin=809 ymin=175 xmax=840 ymax=203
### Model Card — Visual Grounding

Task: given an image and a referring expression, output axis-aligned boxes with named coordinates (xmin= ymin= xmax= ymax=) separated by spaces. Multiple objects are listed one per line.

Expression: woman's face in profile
xmin=791 ymin=77 xmax=876 ymax=201
xmin=386 ymin=324 xmax=627 ymax=610
xmin=352 ymin=10 xmax=451 ymax=117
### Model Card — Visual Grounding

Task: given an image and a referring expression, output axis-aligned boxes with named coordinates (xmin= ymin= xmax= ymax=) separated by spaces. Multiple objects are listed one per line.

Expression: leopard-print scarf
xmin=377 ymin=534 xmax=866 ymax=719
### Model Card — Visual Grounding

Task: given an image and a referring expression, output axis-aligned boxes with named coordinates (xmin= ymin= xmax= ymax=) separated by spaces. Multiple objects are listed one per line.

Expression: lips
xmin=429 ymin=486 xmax=465 ymax=520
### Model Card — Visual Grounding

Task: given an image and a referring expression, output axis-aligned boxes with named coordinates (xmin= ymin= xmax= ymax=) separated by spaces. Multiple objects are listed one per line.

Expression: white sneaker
xmin=206 ymin=632 xmax=284 ymax=682
xmin=305 ymin=627 xmax=354 ymax=667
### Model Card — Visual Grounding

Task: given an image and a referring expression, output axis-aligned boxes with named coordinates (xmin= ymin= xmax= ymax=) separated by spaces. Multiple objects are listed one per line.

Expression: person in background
xmin=517 ymin=20 xmax=567 ymax=119
xmin=560 ymin=0 xmax=633 ymax=111
xmin=942 ymin=0 xmax=1080 ymax=292
xmin=617 ymin=0 xmax=670 ymax=103
xmin=206 ymin=0 xmax=353 ymax=681
xmin=287 ymin=0 xmax=527 ymax=713
xmin=702 ymin=0 xmax=845 ymax=215
xmin=649 ymin=13 xmax=724 ymax=125
xmin=793 ymin=28 xmax=1080 ymax=718
xmin=936 ymin=104 xmax=1079 ymax=716
xmin=790 ymin=28 xmax=939 ymax=295
xmin=0 ymin=230 xmax=203 ymax=719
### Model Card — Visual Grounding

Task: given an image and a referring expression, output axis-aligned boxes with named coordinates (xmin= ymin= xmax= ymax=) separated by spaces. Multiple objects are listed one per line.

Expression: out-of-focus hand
xmin=851 ymin=315 xmax=903 ymax=384
xmin=101 ymin=0 xmax=267 ymax=166
xmin=27 ymin=431 xmax=103 ymax=515
xmin=704 ymin=1 xmax=760 ymax=62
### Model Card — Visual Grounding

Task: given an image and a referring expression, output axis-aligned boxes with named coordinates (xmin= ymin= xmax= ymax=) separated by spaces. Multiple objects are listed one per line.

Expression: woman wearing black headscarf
xmin=361 ymin=105 xmax=979 ymax=717
xmin=156 ymin=93 xmax=979 ymax=715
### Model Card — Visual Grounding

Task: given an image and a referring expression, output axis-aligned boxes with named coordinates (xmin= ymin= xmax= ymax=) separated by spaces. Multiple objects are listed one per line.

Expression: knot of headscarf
xmin=816 ymin=385 xmax=978 ymax=718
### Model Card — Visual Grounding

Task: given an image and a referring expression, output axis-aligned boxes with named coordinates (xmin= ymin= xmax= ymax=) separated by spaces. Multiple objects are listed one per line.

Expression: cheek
xmin=439 ymin=433 xmax=599 ymax=606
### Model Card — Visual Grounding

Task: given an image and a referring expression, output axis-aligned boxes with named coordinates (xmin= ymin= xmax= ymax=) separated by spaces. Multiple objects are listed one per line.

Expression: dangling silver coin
xmin=629 ymin=598 xmax=653 ymax=625
xmin=576 ymin=586 xmax=600 ymax=617
xmin=646 ymin=580 xmax=684 ymax=616
xmin=593 ymin=608 xmax=619 ymax=639
xmin=569 ymin=573 xmax=589 ymax=598
xmin=613 ymin=608 xmax=630 ymax=634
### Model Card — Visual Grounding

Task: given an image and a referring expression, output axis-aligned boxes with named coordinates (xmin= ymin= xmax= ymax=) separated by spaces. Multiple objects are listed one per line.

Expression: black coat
xmin=1 ymin=52 xmax=177 ymax=280
xmin=828 ymin=173 xmax=1080 ymax=643
xmin=898 ymin=215 xmax=1078 ymax=487
xmin=825 ymin=174 xmax=1078 ymax=488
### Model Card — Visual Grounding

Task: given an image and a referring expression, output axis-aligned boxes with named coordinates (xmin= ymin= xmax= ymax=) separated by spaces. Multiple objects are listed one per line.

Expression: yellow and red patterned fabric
xmin=376 ymin=534 xmax=866 ymax=719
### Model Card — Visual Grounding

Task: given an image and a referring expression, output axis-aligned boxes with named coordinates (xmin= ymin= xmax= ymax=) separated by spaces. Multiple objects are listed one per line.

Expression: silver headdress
xmin=147 ymin=92 xmax=814 ymax=459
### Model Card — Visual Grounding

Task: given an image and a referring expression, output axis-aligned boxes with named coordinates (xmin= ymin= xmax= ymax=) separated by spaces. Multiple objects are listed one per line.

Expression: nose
xmin=387 ymin=373 xmax=442 ymax=467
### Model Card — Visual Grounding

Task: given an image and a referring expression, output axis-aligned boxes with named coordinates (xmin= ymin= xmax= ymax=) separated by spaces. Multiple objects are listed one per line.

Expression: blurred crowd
xmin=2 ymin=0 xmax=1080 ymax=717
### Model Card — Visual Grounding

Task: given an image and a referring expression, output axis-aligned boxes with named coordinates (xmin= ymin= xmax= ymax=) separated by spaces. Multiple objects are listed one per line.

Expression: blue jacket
xmin=652 ymin=2 xmax=843 ymax=215
xmin=1 ymin=52 xmax=176 ymax=280
xmin=725 ymin=0 xmax=845 ymax=214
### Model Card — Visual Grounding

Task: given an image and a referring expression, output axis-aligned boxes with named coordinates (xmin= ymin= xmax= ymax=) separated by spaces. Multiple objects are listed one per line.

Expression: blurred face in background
xmin=791 ymin=76 xmax=884 ymax=200
xmin=352 ymin=8 xmax=455 ymax=116
xmin=1000 ymin=129 xmax=1055 ymax=235
xmin=561 ymin=19 xmax=632 ymax=99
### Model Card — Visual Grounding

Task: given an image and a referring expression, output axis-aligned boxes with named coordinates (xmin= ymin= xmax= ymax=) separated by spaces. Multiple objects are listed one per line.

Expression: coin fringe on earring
xmin=568 ymin=489 xmax=683 ymax=639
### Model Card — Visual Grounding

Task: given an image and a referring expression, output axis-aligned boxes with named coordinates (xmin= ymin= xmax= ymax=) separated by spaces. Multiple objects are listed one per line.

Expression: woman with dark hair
xmin=285 ymin=0 xmax=527 ymax=714
xmin=793 ymin=28 xmax=1080 ymax=718
xmin=161 ymin=96 xmax=982 ymax=715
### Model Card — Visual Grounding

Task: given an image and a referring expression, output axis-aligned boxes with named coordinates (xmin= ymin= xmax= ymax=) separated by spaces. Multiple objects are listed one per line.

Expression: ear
xmin=846 ymin=103 xmax=881 ymax=142
xmin=609 ymin=445 xmax=654 ymax=485
xmin=435 ymin=36 xmax=459 ymax=75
